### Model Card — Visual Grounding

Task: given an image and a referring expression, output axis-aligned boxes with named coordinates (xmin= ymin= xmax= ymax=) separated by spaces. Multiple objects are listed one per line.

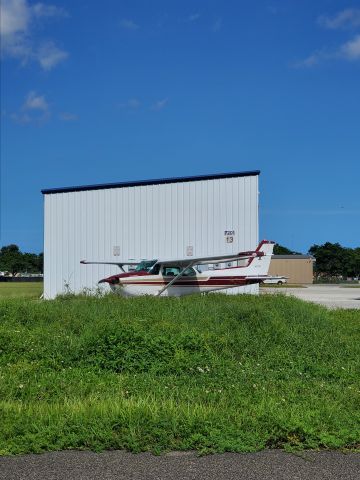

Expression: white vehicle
xmin=262 ymin=276 xmax=288 ymax=285
xmin=81 ymin=240 xmax=275 ymax=297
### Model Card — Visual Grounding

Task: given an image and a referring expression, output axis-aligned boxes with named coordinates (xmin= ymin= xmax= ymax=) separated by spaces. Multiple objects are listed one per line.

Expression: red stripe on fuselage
xmin=120 ymin=276 xmax=262 ymax=286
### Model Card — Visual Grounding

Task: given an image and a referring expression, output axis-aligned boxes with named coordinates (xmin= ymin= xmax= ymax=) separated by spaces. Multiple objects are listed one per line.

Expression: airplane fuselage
xmin=104 ymin=270 xmax=266 ymax=297
xmin=83 ymin=240 xmax=275 ymax=297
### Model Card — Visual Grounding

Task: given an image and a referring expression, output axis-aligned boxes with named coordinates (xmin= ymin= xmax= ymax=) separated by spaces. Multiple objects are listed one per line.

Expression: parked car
xmin=262 ymin=276 xmax=288 ymax=285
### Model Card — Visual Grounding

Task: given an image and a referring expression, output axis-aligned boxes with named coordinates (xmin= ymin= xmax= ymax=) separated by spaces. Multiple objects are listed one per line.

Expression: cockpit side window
xmin=183 ymin=267 xmax=196 ymax=276
xmin=135 ymin=260 xmax=157 ymax=272
xmin=162 ymin=266 xmax=197 ymax=277
xmin=163 ymin=266 xmax=180 ymax=276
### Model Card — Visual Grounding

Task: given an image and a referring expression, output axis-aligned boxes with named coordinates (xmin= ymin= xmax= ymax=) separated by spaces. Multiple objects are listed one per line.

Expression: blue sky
xmin=1 ymin=0 xmax=359 ymax=254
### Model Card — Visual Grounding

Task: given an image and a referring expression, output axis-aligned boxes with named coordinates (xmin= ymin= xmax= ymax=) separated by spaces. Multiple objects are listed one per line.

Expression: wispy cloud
xmin=119 ymin=18 xmax=139 ymax=30
xmin=59 ymin=112 xmax=78 ymax=121
xmin=119 ymin=98 xmax=169 ymax=112
xmin=32 ymin=2 xmax=68 ymax=18
xmin=119 ymin=98 xmax=141 ymax=110
xmin=187 ymin=13 xmax=200 ymax=23
xmin=151 ymin=98 xmax=168 ymax=111
xmin=340 ymin=34 xmax=360 ymax=59
xmin=212 ymin=17 xmax=223 ymax=32
xmin=0 ymin=0 xmax=68 ymax=70
xmin=36 ymin=40 xmax=68 ymax=70
xmin=294 ymin=34 xmax=360 ymax=67
xmin=318 ymin=8 xmax=360 ymax=30
xmin=11 ymin=90 xmax=50 ymax=124
xmin=23 ymin=90 xmax=48 ymax=110
xmin=295 ymin=8 xmax=360 ymax=67
xmin=10 ymin=92 xmax=79 ymax=124
xmin=294 ymin=52 xmax=322 ymax=68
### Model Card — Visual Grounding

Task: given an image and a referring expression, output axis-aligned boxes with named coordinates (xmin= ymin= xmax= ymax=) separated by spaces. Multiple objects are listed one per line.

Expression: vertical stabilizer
xmin=242 ymin=240 xmax=274 ymax=276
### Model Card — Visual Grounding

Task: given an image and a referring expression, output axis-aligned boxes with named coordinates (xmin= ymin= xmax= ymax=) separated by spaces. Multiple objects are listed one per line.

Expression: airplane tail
xmin=241 ymin=240 xmax=274 ymax=277
xmin=203 ymin=240 xmax=275 ymax=278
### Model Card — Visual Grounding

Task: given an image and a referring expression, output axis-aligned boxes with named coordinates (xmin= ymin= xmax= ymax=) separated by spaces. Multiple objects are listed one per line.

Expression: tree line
xmin=275 ymin=242 xmax=360 ymax=279
xmin=309 ymin=243 xmax=360 ymax=279
xmin=0 ymin=245 xmax=43 ymax=276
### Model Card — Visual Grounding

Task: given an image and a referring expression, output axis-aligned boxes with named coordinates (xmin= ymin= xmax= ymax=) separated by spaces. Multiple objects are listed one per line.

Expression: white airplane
xmin=81 ymin=240 xmax=274 ymax=297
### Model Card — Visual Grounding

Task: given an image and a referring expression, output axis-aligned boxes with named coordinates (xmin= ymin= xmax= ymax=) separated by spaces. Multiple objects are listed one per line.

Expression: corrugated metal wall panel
xmin=43 ymin=175 xmax=259 ymax=298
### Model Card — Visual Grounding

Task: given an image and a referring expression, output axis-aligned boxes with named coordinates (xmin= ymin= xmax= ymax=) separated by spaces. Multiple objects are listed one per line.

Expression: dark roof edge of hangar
xmin=41 ymin=170 xmax=261 ymax=195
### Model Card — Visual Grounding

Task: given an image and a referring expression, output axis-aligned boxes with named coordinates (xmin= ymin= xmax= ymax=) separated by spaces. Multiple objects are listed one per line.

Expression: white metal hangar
xmin=42 ymin=170 xmax=260 ymax=299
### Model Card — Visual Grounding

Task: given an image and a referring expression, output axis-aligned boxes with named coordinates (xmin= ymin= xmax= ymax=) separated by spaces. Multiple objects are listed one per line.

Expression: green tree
xmin=0 ymin=245 xmax=43 ymax=276
xmin=308 ymin=242 xmax=355 ymax=278
xmin=0 ymin=245 xmax=26 ymax=276
xmin=273 ymin=244 xmax=301 ymax=255
xmin=23 ymin=253 xmax=41 ymax=273
xmin=347 ymin=248 xmax=360 ymax=278
xmin=37 ymin=252 xmax=44 ymax=274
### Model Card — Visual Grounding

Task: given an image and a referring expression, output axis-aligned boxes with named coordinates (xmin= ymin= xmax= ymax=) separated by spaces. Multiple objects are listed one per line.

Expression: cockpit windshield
xmin=135 ymin=260 xmax=157 ymax=272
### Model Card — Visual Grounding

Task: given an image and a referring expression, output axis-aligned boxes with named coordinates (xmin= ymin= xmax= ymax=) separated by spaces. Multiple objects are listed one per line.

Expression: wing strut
xmin=157 ymin=262 xmax=194 ymax=297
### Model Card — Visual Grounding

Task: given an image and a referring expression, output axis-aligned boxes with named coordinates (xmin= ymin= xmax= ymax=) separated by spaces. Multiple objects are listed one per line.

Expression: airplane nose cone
xmin=98 ymin=275 xmax=120 ymax=285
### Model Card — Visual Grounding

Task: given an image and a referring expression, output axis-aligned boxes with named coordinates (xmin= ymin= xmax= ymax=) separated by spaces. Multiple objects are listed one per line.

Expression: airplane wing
xmin=155 ymin=250 xmax=263 ymax=267
xmin=80 ymin=260 xmax=139 ymax=266
xmin=155 ymin=240 xmax=274 ymax=267
xmin=80 ymin=260 xmax=139 ymax=272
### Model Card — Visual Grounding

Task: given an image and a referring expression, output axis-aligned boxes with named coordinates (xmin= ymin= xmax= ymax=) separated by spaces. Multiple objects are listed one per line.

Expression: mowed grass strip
xmin=0 ymin=294 xmax=359 ymax=455
xmin=0 ymin=282 xmax=43 ymax=299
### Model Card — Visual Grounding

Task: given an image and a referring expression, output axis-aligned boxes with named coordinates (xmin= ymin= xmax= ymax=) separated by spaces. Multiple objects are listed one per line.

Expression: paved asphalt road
xmin=1 ymin=450 xmax=359 ymax=480
xmin=261 ymin=285 xmax=360 ymax=309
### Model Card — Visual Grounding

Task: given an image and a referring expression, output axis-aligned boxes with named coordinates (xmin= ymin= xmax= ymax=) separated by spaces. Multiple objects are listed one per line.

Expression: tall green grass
xmin=0 ymin=294 xmax=359 ymax=455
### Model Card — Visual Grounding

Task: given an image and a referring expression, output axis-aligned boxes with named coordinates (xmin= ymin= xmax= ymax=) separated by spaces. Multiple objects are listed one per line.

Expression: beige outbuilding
xmin=268 ymin=255 xmax=314 ymax=284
